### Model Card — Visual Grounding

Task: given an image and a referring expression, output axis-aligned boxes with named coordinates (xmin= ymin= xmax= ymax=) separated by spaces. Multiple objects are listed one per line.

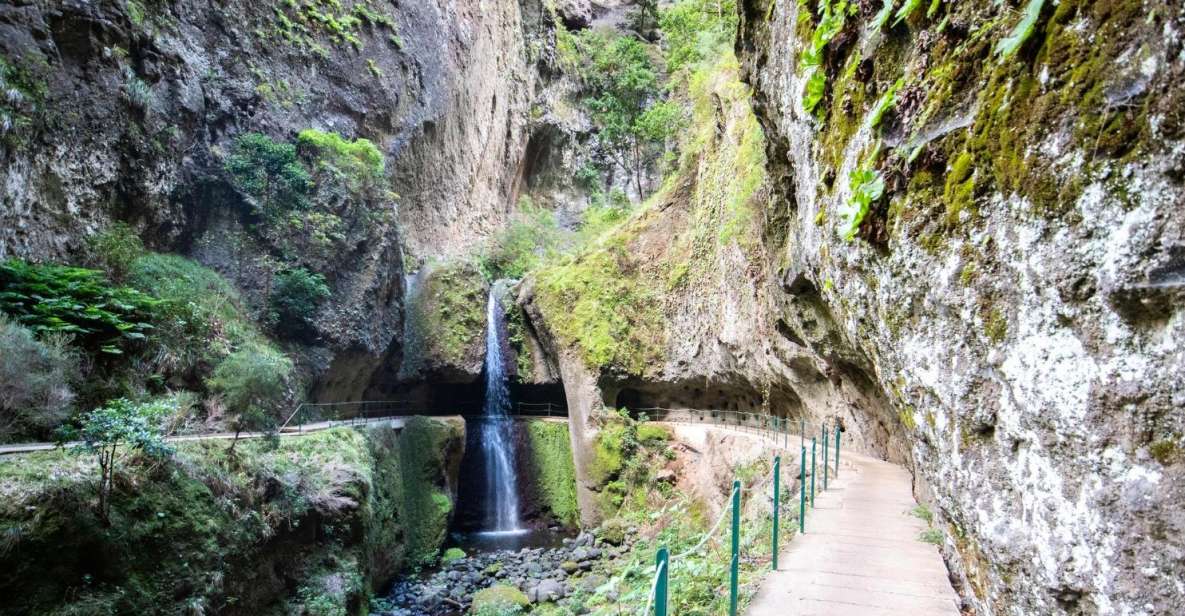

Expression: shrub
xmin=127 ymin=253 xmax=253 ymax=372
xmin=87 ymin=222 xmax=144 ymax=281
xmin=479 ymin=198 xmax=564 ymax=280
xmin=59 ymin=397 xmax=173 ymax=524
xmin=270 ymin=267 xmax=331 ymax=339
xmin=224 ymin=132 xmax=312 ymax=214
xmin=296 ymin=129 xmax=384 ymax=186
xmin=0 ymin=315 xmax=79 ymax=441
xmin=207 ymin=342 xmax=292 ymax=449
xmin=441 ymin=547 xmax=467 ymax=563
xmin=0 ymin=259 xmax=160 ymax=356
xmin=636 ymin=423 xmax=670 ymax=444
xmin=470 ymin=585 xmax=528 ymax=615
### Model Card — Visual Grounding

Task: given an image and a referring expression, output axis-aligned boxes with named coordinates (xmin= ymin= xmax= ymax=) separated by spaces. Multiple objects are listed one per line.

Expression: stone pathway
xmin=747 ymin=452 xmax=961 ymax=616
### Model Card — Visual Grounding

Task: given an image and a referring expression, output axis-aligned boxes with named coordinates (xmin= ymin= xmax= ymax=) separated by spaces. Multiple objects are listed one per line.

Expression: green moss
xmin=533 ymin=239 xmax=664 ymax=375
xmin=394 ymin=417 xmax=464 ymax=565
xmin=441 ymin=547 xmax=467 ymax=563
xmin=899 ymin=406 xmax=918 ymax=431
xmin=297 ymin=128 xmax=384 ymax=184
xmin=984 ymin=306 xmax=1007 ymax=343
xmin=0 ymin=419 xmax=463 ymax=614
xmin=1149 ymin=439 xmax=1178 ymax=465
xmin=401 ymin=261 xmax=486 ymax=376
xmin=942 ymin=151 xmax=977 ymax=225
xmin=471 ymin=585 xmax=529 ymax=614
xmin=524 ymin=421 xmax=580 ymax=526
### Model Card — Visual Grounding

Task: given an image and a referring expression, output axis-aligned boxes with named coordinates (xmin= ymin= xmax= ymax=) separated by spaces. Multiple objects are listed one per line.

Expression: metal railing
xmin=643 ymin=423 xmax=845 ymax=616
xmin=278 ymin=400 xmax=569 ymax=433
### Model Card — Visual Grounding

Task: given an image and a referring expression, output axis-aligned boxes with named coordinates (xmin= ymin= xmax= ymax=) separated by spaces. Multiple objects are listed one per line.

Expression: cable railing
xmin=277 ymin=400 xmax=569 ymax=433
xmin=639 ymin=422 xmax=845 ymax=616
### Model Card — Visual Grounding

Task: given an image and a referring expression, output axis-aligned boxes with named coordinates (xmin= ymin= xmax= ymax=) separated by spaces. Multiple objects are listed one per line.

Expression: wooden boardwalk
xmin=747 ymin=452 xmax=961 ymax=616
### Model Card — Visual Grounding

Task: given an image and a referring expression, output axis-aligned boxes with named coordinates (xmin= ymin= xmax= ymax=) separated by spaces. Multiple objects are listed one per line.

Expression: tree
xmin=573 ymin=31 xmax=666 ymax=198
xmin=61 ymin=398 xmax=172 ymax=525
xmin=207 ymin=343 xmax=293 ymax=453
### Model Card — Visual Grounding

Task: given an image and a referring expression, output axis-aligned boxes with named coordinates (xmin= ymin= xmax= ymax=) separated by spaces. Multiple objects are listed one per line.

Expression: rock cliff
xmin=0 ymin=0 xmax=552 ymax=396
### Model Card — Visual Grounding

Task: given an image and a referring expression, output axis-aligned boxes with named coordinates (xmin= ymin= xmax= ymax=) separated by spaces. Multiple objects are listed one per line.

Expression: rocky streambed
xmin=373 ymin=531 xmax=631 ymax=615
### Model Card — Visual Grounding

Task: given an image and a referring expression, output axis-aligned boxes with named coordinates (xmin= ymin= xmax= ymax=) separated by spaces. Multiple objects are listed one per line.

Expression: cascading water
xmin=478 ymin=288 xmax=522 ymax=532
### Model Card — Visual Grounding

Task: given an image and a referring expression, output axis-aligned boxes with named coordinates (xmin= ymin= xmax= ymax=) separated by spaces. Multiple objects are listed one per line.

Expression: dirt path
xmin=746 ymin=452 xmax=960 ymax=616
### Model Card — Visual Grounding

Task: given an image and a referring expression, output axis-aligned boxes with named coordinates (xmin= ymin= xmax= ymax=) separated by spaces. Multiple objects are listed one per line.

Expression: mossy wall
xmin=520 ymin=420 xmax=580 ymax=526
xmin=398 ymin=260 xmax=488 ymax=382
xmin=0 ymin=417 xmax=464 ymax=615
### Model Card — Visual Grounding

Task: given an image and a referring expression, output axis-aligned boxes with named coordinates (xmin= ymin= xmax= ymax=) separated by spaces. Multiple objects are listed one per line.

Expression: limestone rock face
xmin=0 ymin=0 xmax=553 ymax=395
xmin=735 ymin=1 xmax=1185 ymax=614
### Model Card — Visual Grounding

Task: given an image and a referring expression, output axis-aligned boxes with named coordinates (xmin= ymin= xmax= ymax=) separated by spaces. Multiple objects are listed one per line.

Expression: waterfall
xmin=479 ymin=287 xmax=522 ymax=532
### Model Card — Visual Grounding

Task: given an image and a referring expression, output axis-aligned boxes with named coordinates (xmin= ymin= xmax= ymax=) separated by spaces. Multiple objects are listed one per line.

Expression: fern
xmin=836 ymin=147 xmax=885 ymax=241
xmin=871 ymin=0 xmax=894 ymax=29
xmin=799 ymin=0 xmax=848 ymax=114
xmin=893 ymin=0 xmax=921 ymax=26
xmin=867 ymin=77 xmax=905 ymax=129
xmin=995 ymin=0 xmax=1045 ymax=60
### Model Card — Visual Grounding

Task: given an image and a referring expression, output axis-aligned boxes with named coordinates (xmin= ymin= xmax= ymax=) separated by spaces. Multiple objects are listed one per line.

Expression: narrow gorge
xmin=0 ymin=1 xmax=1181 ymax=615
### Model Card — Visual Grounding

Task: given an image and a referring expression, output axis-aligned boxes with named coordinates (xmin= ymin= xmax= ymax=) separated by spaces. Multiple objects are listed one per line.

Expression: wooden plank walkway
xmin=747 ymin=452 xmax=961 ymax=616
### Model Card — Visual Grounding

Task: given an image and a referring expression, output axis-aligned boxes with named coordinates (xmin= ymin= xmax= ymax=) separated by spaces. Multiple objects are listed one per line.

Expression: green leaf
xmin=995 ymin=0 xmax=1045 ymax=60
xmin=871 ymin=0 xmax=895 ymax=29
xmin=893 ymin=0 xmax=921 ymax=26
xmin=803 ymin=69 xmax=827 ymax=113
xmin=927 ymin=0 xmax=941 ymax=19
xmin=867 ymin=77 xmax=906 ymax=129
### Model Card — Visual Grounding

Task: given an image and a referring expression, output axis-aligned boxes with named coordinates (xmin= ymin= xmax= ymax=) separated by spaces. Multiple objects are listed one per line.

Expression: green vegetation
xmin=911 ymin=503 xmax=934 ymax=525
xmin=268 ymin=0 xmax=400 ymax=53
xmin=0 ymin=315 xmax=80 ymax=442
xmin=58 ymin=398 xmax=173 ymax=524
xmin=534 ymin=238 xmax=664 ymax=374
xmin=524 ymin=420 xmax=581 ymax=526
xmin=225 ymin=132 xmax=312 ymax=215
xmin=559 ymin=28 xmax=673 ymax=197
xmin=0 ymin=259 xmax=160 ymax=356
xmin=127 ymin=252 xmax=259 ymax=374
xmin=995 ymin=0 xmax=1045 ymax=60
xmin=799 ymin=0 xmax=849 ymax=114
xmin=919 ymin=527 xmax=944 ymax=545
xmin=207 ymin=342 xmax=293 ymax=450
xmin=1149 ymin=439 xmax=1179 ymax=465
xmin=0 ymin=419 xmax=463 ymax=614
xmin=471 ymin=585 xmax=529 ymax=615
xmin=479 ymin=198 xmax=564 ymax=280
xmin=400 ymin=261 xmax=486 ymax=377
xmin=838 ymin=162 xmax=885 ymax=241
xmin=658 ymin=0 xmax=737 ymax=76
xmin=296 ymin=128 xmax=385 ymax=186
xmin=0 ymin=54 xmax=49 ymax=146
xmin=270 ymin=267 xmax=331 ymax=339
xmin=442 ymin=547 xmax=467 ymax=563
xmin=87 ymin=222 xmax=144 ymax=281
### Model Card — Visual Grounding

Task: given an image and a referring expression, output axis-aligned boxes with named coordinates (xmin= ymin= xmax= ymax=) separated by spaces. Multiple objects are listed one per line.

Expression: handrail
xmin=641 ymin=424 xmax=844 ymax=616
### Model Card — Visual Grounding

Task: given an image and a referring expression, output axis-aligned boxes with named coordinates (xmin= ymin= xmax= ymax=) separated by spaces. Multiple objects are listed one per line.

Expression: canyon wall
xmin=0 ymin=0 xmax=551 ymax=396
xmin=737 ymin=0 xmax=1184 ymax=613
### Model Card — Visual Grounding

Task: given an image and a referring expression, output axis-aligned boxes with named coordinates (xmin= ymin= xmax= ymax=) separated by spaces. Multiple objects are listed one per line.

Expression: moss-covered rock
xmin=471 ymin=584 xmax=529 ymax=615
xmin=522 ymin=420 xmax=580 ymax=526
xmin=0 ymin=417 xmax=464 ymax=615
xmin=399 ymin=260 xmax=488 ymax=382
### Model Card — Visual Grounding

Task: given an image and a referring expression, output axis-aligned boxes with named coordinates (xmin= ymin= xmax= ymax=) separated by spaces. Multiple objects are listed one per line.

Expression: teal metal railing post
xmin=772 ymin=455 xmax=781 ymax=570
xmin=834 ymin=425 xmax=841 ymax=479
xmin=729 ymin=480 xmax=741 ymax=616
xmin=655 ymin=547 xmax=669 ymax=616
xmin=810 ymin=437 xmax=816 ymax=507
xmin=822 ymin=421 xmax=829 ymax=490
xmin=799 ymin=446 xmax=806 ymax=533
